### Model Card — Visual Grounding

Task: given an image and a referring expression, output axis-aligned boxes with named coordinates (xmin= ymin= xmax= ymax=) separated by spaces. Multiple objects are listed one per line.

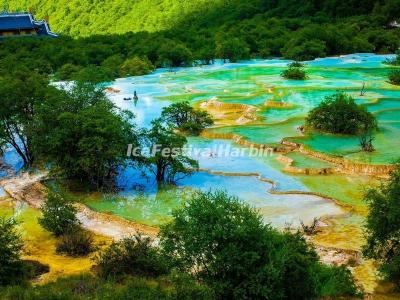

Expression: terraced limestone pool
xmin=82 ymin=53 xmax=397 ymax=229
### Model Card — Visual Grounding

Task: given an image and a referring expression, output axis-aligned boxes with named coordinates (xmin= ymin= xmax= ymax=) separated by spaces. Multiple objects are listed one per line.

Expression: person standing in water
xmin=134 ymin=91 xmax=139 ymax=106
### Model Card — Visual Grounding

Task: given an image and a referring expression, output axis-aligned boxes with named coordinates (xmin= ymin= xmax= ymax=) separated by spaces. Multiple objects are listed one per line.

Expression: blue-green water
xmin=82 ymin=54 xmax=398 ymax=227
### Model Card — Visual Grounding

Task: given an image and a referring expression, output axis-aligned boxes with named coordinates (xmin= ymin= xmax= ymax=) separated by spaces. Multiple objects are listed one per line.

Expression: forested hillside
xmin=0 ymin=0 xmax=399 ymax=82
xmin=2 ymin=0 xmax=400 ymax=36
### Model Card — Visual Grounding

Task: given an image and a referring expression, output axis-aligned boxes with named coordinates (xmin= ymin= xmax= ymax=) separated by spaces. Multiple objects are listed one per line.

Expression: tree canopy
xmin=0 ymin=0 xmax=399 ymax=82
xmin=160 ymin=101 xmax=213 ymax=135
xmin=141 ymin=120 xmax=198 ymax=184
xmin=160 ymin=190 xmax=360 ymax=299
xmin=306 ymin=92 xmax=377 ymax=135
xmin=363 ymin=164 xmax=400 ymax=287
xmin=33 ymin=82 xmax=139 ymax=189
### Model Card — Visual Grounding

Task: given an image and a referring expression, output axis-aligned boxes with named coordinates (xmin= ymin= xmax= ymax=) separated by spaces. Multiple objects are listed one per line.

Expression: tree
xmin=215 ymin=37 xmax=250 ymax=63
xmin=95 ymin=234 xmax=170 ymax=279
xmin=33 ymin=82 xmax=139 ymax=189
xmin=119 ymin=56 xmax=155 ymax=77
xmin=160 ymin=101 xmax=213 ymax=135
xmin=388 ymin=69 xmax=400 ymax=85
xmin=363 ymin=164 xmax=400 ymax=286
xmin=160 ymin=190 xmax=359 ymax=299
xmin=158 ymin=42 xmax=193 ymax=67
xmin=141 ymin=120 xmax=198 ymax=183
xmin=281 ymin=62 xmax=307 ymax=80
xmin=55 ymin=63 xmax=81 ymax=80
xmin=0 ymin=70 xmax=51 ymax=167
xmin=74 ymin=66 xmax=115 ymax=84
xmin=282 ymin=39 xmax=327 ymax=61
xmin=0 ymin=217 xmax=27 ymax=286
xmin=39 ymin=191 xmax=80 ymax=237
xmin=306 ymin=92 xmax=378 ymax=151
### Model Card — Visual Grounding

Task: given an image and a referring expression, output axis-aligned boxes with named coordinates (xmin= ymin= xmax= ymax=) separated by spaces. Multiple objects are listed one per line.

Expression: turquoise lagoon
xmin=83 ymin=54 xmax=399 ymax=227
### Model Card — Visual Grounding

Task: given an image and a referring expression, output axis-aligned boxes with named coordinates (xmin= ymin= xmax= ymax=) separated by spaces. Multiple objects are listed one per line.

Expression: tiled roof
xmin=0 ymin=13 xmax=35 ymax=31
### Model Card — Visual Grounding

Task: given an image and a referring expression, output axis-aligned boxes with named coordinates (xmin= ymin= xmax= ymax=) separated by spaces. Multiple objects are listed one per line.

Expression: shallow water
xmin=2 ymin=54 xmax=397 ymax=228
xmin=82 ymin=54 xmax=400 ymax=227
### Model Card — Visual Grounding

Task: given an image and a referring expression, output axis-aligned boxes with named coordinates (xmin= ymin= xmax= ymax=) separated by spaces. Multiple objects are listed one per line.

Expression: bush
xmin=288 ymin=61 xmax=305 ymax=68
xmin=119 ymin=56 xmax=155 ymax=77
xmin=39 ymin=191 xmax=80 ymax=237
xmin=316 ymin=264 xmax=361 ymax=298
xmin=389 ymin=69 xmax=400 ymax=85
xmin=0 ymin=273 xmax=213 ymax=300
xmin=281 ymin=63 xmax=307 ymax=80
xmin=0 ymin=217 xmax=27 ymax=286
xmin=306 ymin=92 xmax=377 ymax=135
xmin=160 ymin=190 xmax=360 ymax=299
xmin=363 ymin=164 xmax=400 ymax=286
xmin=56 ymin=229 xmax=95 ymax=257
xmin=95 ymin=234 xmax=170 ymax=279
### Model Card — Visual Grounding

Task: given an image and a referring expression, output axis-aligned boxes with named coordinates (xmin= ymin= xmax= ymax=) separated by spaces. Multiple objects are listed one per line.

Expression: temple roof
xmin=0 ymin=12 xmax=58 ymax=37
xmin=0 ymin=13 xmax=35 ymax=31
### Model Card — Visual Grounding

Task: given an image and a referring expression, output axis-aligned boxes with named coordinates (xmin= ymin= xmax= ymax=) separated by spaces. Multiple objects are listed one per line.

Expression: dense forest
xmin=2 ymin=0 xmax=400 ymax=36
xmin=0 ymin=0 xmax=399 ymax=81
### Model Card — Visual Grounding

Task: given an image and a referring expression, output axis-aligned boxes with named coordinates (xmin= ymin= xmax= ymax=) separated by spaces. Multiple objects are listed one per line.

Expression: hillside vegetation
xmin=2 ymin=0 xmax=400 ymax=37
xmin=0 ymin=1 xmax=399 ymax=80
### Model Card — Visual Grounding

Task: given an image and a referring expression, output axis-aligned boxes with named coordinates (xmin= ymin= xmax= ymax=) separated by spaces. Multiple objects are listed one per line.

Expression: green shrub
xmin=315 ymin=264 xmax=361 ymax=298
xmin=363 ymin=164 xmax=400 ymax=287
xmin=388 ymin=69 xmax=400 ymax=85
xmin=306 ymin=92 xmax=377 ymax=135
xmin=39 ymin=191 xmax=80 ymax=237
xmin=288 ymin=61 xmax=305 ymax=68
xmin=281 ymin=66 xmax=307 ymax=79
xmin=160 ymin=190 xmax=360 ymax=299
xmin=119 ymin=56 xmax=155 ymax=77
xmin=95 ymin=234 xmax=170 ymax=279
xmin=0 ymin=274 xmax=212 ymax=300
xmin=56 ymin=229 xmax=95 ymax=257
xmin=0 ymin=217 xmax=27 ymax=286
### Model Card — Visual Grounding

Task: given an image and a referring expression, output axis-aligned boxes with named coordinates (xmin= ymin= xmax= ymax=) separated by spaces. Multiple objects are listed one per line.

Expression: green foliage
xmin=281 ymin=63 xmax=307 ymax=80
xmin=56 ymin=229 xmax=95 ymax=257
xmin=119 ymin=56 xmax=155 ymax=77
xmin=363 ymin=164 xmax=400 ymax=286
xmin=95 ymin=234 xmax=170 ymax=279
xmin=141 ymin=120 xmax=198 ymax=183
xmin=158 ymin=42 xmax=193 ymax=67
xmin=55 ymin=63 xmax=81 ymax=80
xmin=0 ymin=70 xmax=52 ymax=167
xmin=215 ymin=37 xmax=250 ymax=63
xmin=306 ymin=92 xmax=377 ymax=135
xmin=34 ymin=82 xmax=139 ymax=189
xmin=389 ymin=69 xmax=400 ymax=85
xmin=0 ymin=1 xmax=399 ymax=82
xmin=160 ymin=190 xmax=359 ymax=299
xmin=316 ymin=264 xmax=361 ymax=298
xmin=160 ymin=101 xmax=213 ymax=135
xmin=0 ymin=217 xmax=27 ymax=286
xmin=39 ymin=191 xmax=79 ymax=237
xmin=74 ymin=66 xmax=115 ymax=84
xmin=0 ymin=274 xmax=212 ymax=300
